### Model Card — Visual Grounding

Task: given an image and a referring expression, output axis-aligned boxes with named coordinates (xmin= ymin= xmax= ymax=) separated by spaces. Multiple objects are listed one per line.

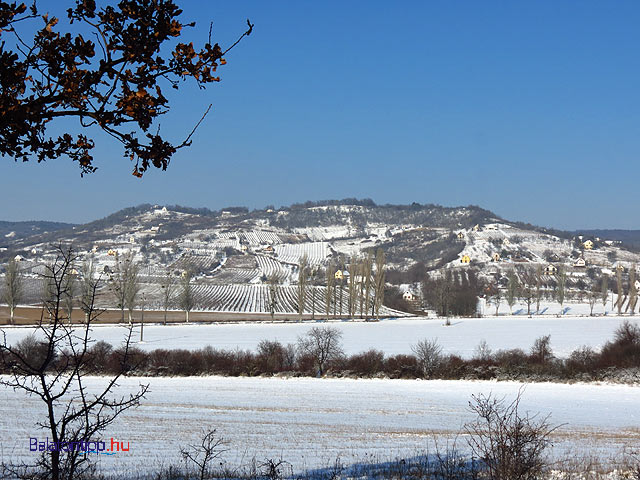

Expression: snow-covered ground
xmin=0 ymin=377 xmax=638 ymax=477
xmin=1 ymin=315 xmax=636 ymax=358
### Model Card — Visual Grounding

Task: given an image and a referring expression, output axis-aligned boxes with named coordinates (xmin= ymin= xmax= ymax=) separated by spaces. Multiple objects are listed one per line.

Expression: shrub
xmin=566 ymin=346 xmax=597 ymax=374
xmin=384 ymin=354 xmax=420 ymax=378
xmin=345 ymin=349 xmax=385 ymax=376
xmin=465 ymin=389 xmax=557 ymax=480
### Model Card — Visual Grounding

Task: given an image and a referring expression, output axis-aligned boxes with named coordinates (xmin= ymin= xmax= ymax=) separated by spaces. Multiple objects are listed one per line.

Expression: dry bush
xmin=566 ymin=345 xmax=597 ymax=374
xmin=465 ymin=388 xmax=559 ymax=480
xmin=256 ymin=340 xmax=295 ymax=374
xmin=345 ymin=349 xmax=385 ymax=376
xmin=599 ymin=320 xmax=640 ymax=368
xmin=384 ymin=354 xmax=421 ymax=378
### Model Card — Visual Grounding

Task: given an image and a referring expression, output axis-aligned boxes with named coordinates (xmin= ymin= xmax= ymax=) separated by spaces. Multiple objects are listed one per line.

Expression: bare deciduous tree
xmin=411 ymin=338 xmax=443 ymax=378
xmin=297 ymin=255 xmax=309 ymax=317
xmin=348 ymin=260 xmax=358 ymax=318
xmin=530 ymin=335 xmax=553 ymax=363
xmin=2 ymin=257 xmax=23 ymax=325
xmin=373 ymin=248 xmax=386 ymax=320
xmin=506 ymin=270 xmax=519 ymax=314
xmin=473 ymin=339 xmax=492 ymax=361
xmin=123 ymin=259 xmax=140 ymax=324
xmin=179 ymin=269 xmax=195 ymax=323
xmin=0 ymin=245 xmax=148 ymax=480
xmin=556 ymin=266 xmax=567 ymax=315
xmin=160 ymin=269 xmax=176 ymax=325
xmin=325 ymin=264 xmax=335 ymax=319
xmin=80 ymin=256 xmax=97 ymax=323
xmin=109 ymin=251 xmax=140 ymax=324
xmin=601 ymin=273 xmax=609 ymax=315
xmin=628 ymin=264 xmax=637 ymax=314
xmin=363 ymin=253 xmax=373 ymax=320
xmin=63 ymin=267 xmax=77 ymax=323
xmin=535 ymin=265 xmax=543 ymax=315
xmin=297 ymin=326 xmax=344 ymax=376
xmin=268 ymin=274 xmax=280 ymax=320
xmin=616 ymin=266 xmax=624 ymax=315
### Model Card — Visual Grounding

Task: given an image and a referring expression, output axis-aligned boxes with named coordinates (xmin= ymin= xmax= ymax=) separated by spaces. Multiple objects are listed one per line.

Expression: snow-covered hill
xmin=1 ymin=200 xmax=639 ymax=314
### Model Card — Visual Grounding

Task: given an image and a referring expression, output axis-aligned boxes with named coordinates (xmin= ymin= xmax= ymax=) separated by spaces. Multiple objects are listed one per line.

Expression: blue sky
xmin=1 ymin=1 xmax=639 ymax=229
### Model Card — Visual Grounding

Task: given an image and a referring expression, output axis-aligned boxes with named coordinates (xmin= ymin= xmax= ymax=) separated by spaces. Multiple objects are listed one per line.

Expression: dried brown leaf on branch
xmin=0 ymin=0 xmax=253 ymax=176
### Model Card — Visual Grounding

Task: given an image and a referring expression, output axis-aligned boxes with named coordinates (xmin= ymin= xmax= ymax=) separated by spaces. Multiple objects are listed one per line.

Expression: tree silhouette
xmin=0 ymin=1 xmax=252 ymax=176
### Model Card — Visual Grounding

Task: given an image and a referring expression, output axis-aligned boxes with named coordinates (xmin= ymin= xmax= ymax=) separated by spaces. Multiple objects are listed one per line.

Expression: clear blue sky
xmin=1 ymin=1 xmax=639 ymax=229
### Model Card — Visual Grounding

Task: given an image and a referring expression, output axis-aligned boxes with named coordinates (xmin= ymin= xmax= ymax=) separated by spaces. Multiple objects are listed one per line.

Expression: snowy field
xmin=1 ymin=315 xmax=637 ymax=358
xmin=1 ymin=377 xmax=639 ymax=477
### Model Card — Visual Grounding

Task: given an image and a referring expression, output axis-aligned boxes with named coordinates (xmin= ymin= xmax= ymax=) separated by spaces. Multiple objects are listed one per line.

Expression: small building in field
xmin=14 ymin=254 xmax=23 ymax=262
xmin=492 ymin=253 xmax=500 ymax=262
xmin=457 ymin=232 xmax=465 ymax=239
xmin=107 ymin=249 xmax=118 ymax=256
xmin=334 ymin=270 xmax=344 ymax=281
xmin=544 ymin=264 xmax=558 ymax=275
xmin=460 ymin=255 xmax=471 ymax=264
xmin=472 ymin=224 xmax=480 ymax=232
xmin=583 ymin=240 xmax=594 ymax=250
xmin=263 ymin=245 xmax=275 ymax=254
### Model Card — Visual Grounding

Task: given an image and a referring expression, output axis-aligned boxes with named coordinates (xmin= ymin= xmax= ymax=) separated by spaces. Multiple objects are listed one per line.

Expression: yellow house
xmin=334 ymin=270 xmax=344 ymax=280
xmin=583 ymin=239 xmax=594 ymax=250
xmin=107 ymin=249 xmax=118 ymax=256
xmin=457 ymin=232 xmax=464 ymax=239
xmin=544 ymin=265 xmax=557 ymax=275
xmin=461 ymin=255 xmax=471 ymax=264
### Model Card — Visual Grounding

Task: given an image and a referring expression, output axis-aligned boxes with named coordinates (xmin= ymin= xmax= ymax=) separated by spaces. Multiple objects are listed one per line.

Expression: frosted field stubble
xmin=1 ymin=377 xmax=639 ymax=476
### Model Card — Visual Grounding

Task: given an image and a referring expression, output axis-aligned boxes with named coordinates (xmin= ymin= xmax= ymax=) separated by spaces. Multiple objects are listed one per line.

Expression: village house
xmin=402 ymin=291 xmax=416 ymax=302
xmin=544 ymin=264 xmax=558 ymax=275
xmin=573 ymin=257 xmax=586 ymax=268
xmin=460 ymin=254 xmax=471 ymax=264
xmin=583 ymin=239 xmax=594 ymax=250
xmin=492 ymin=253 xmax=500 ymax=262
xmin=334 ymin=270 xmax=349 ymax=281
xmin=457 ymin=232 xmax=464 ymax=239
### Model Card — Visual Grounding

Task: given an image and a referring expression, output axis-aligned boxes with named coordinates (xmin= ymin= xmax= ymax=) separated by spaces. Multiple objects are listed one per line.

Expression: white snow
xmin=1 ymin=315 xmax=636 ymax=358
xmin=0 ymin=376 xmax=638 ymax=476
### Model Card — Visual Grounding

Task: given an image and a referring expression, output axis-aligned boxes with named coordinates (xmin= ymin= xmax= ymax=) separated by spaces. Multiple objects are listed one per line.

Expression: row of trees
xmin=486 ymin=265 xmax=637 ymax=317
xmin=0 ymin=248 xmax=196 ymax=325
xmin=2 ymin=247 xmax=389 ymax=324
xmin=419 ymin=263 xmax=640 ymax=318
xmin=292 ymin=248 xmax=386 ymax=320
